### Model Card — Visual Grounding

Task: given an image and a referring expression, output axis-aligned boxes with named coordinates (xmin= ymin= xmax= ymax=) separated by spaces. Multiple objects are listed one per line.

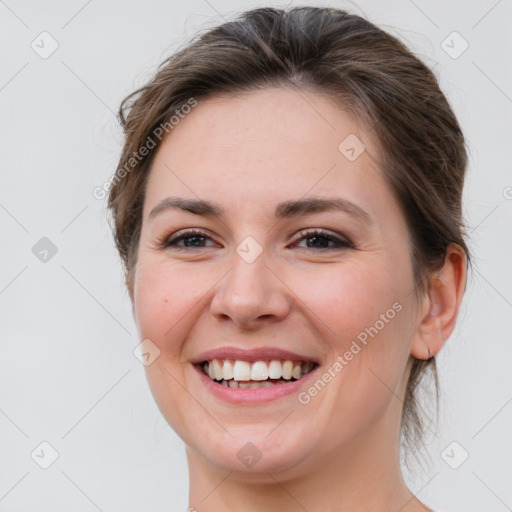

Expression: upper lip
xmin=190 ymin=346 xmax=320 ymax=364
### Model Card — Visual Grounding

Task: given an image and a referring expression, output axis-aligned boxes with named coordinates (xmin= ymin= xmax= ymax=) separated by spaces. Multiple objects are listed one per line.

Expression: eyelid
xmin=291 ymin=228 xmax=354 ymax=249
xmin=158 ymin=227 xmax=354 ymax=251
xmin=158 ymin=228 xmax=217 ymax=247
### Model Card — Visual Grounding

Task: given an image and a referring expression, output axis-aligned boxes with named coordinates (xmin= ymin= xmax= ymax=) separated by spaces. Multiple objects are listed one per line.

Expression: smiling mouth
xmin=200 ymin=359 xmax=317 ymax=389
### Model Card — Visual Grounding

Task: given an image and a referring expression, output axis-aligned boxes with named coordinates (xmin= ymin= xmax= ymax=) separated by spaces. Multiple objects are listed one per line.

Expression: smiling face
xmin=132 ymin=86 xmax=423 ymax=477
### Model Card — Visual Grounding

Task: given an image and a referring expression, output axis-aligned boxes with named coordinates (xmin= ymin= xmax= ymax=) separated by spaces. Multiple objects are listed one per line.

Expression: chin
xmin=180 ymin=419 xmax=321 ymax=479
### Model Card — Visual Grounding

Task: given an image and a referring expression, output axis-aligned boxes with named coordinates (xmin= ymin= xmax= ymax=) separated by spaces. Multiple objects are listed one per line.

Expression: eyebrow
xmin=148 ymin=196 xmax=373 ymax=224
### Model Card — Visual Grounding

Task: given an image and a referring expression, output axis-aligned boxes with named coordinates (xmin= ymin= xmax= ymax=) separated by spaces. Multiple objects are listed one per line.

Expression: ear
xmin=410 ymin=244 xmax=467 ymax=359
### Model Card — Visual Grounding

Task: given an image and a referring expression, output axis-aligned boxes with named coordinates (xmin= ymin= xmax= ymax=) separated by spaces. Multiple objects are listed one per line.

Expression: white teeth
xmin=212 ymin=359 xmax=223 ymax=381
xmin=203 ymin=358 xmax=315 ymax=384
xmin=219 ymin=378 xmax=294 ymax=389
xmin=282 ymin=360 xmax=293 ymax=380
xmin=233 ymin=360 xmax=252 ymax=381
xmin=251 ymin=361 xmax=268 ymax=381
xmin=222 ymin=360 xmax=234 ymax=380
xmin=208 ymin=362 xmax=215 ymax=380
xmin=268 ymin=360 xmax=282 ymax=379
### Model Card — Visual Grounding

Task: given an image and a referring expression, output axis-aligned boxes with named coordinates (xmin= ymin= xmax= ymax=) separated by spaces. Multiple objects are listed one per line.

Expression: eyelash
xmin=158 ymin=228 xmax=354 ymax=251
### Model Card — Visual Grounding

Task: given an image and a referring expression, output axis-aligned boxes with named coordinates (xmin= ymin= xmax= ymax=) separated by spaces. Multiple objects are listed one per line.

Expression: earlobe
xmin=410 ymin=244 xmax=467 ymax=360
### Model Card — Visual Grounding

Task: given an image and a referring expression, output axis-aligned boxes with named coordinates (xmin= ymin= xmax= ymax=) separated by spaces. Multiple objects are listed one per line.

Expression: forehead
xmin=143 ymin=86 xmax=391 ymax=221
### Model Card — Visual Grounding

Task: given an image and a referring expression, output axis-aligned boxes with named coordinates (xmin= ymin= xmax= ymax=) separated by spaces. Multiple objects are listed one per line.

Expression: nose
xmin=210 ymin=249 xmax=291 ymax=331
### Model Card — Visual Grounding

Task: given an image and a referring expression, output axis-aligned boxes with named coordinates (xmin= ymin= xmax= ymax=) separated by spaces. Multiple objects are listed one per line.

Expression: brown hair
xmin=107 ymin=6 xmax=470 ymax=465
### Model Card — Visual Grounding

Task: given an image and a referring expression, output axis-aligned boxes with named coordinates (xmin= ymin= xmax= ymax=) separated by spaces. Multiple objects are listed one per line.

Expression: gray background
xmin=1 ymin=1 xmax=511 ymax=511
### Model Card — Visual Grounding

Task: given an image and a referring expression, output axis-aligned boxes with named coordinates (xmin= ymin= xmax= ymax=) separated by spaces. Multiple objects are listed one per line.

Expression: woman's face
xmin=133 ymin=86 xmax=422 ymax=476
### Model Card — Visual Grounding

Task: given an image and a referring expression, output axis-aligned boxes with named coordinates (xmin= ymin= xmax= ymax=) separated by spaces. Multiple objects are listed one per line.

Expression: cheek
xmin=290 ymin=256 xmax=412 ymax=413
xmin=133 ymin=258 xmax=235 ymax=363
xmin=289 ymin=258 xmax=403 ymax=348
xmin=293 ymin=262 xmax=411 ymax=437
xmin=133 ymin=261 xmax=199 ymax=357
xmin=133 ymin=261 xmax=205 ymax=433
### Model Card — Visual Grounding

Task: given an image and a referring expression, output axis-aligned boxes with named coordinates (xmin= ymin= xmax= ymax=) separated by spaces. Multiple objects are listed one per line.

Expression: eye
xmin=292 ymin=228 xmax=353 ymax=250
xmin=159 ymin=229 xmax=218 ymax=250
xmin=158 ymin=228 xmax=354 ymax=251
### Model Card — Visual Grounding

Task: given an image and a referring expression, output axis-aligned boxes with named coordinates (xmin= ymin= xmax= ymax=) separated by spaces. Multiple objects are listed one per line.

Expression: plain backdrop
xmin=1 ymin=1 xmax=511 ymax=511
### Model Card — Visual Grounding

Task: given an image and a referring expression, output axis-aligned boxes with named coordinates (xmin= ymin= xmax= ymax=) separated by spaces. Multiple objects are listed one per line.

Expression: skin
xmin=131 ymin=86 xmax=467 ymax=512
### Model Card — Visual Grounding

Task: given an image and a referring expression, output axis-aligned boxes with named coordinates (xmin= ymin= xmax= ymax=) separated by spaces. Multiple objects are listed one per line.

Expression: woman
xmin=108 ymin=7 xmax=469 ymax=511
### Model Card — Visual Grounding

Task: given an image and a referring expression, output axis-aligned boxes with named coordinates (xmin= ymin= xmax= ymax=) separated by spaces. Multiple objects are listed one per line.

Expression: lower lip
xmin=193 ymin=364 xmax=319 ymax=404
